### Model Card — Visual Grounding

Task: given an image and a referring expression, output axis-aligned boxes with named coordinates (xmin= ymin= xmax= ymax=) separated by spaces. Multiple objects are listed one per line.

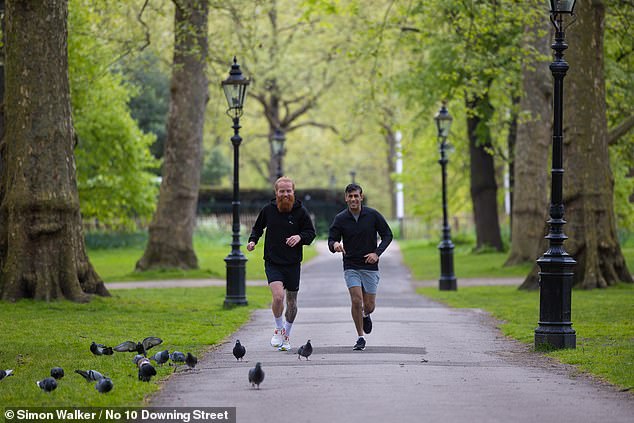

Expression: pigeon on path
xmin=186 ymin=352 xmax=198 ymax=369
xmin=75 ymin=369 xmax=104 ymax=382
xmin=248 ymin=362 xmax=264 ymax=389
xmin=0 ymin=369 xmax=14 ymax=380
xmin=95 ymin=377 xmax=113 ymax=393
xmin=233 ymin=340 xmax=246 ymax=361
xmin=50 ymin=367 xmax=64 ymax=379
xmin=90 ymin=341 xmax=114 ymax=356
xmin=297 ymin=340 xmax=313 ymax=360
xmin=36 ymin=377 xmax=57 ymax=392
xmin=150 ymin=350 xmax=170 ymax=365
xmin=114 ymin=337 xmax=162 ymax=356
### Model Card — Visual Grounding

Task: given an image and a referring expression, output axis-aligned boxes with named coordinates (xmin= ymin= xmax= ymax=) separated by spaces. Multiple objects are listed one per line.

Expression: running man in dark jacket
xmin=328 ymin=183 xmax=393 ymax=350
xmin=247 ymin=177 xmax=316 ymax=351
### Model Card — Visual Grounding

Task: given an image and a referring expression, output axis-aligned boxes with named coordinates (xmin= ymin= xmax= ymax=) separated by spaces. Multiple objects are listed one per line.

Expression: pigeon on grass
xmin=75 ymin=369 xmax=104 ymax=382
xmin=150 ymin=350 xmax=170 ymax=365
xmin=90 ymin=342 xmax=114 ymax=356
xmin=137 ymin=358 xmax=157 ymax=382
xmin=114 ymin=337 xmax=163 ymax=356
xmin=36 ymin=377 xmax=57 ymax=392
xmin=0 ymin=369 xmax=14 ymax=380
xmin=95 ymin=377 xmax=113 ymax=393
xmin=50 ymin=367 xmax=64 ymax=379
xmin=185 ymin=353 xmax=198 ymax=369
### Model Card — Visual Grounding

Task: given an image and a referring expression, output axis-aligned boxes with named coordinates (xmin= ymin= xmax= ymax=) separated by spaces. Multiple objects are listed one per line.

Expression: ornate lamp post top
xmin=221 ymin=57 xmax=250 ymax=118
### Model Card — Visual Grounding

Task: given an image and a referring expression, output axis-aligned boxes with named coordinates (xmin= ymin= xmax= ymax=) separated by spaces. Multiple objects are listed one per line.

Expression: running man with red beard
xmin=247 ymin=177 xmax=316 ymax=351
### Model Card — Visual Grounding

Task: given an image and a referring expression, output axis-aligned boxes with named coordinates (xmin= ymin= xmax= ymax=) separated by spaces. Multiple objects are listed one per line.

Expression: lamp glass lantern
xmin=434 ymin=103 xmax=453 ymax=139
xmin=221 ymin=57 xmax=250 ymax=117
xmin=549 ymin=0 xmax=576 ymax=13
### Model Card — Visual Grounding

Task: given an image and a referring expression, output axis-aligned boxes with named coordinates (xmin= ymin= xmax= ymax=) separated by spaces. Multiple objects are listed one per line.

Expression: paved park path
xmin=143 ymin=241 xmax=633 ymax=423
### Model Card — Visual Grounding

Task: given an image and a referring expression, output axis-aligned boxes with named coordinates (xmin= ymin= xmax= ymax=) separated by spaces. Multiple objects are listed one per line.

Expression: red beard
xmin=277 ymin=194 xmax=295 ymax=213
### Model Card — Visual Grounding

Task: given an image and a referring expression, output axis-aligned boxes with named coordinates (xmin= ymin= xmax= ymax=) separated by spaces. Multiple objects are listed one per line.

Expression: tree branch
xmin=286 ymin=121 xmax=339 ymax=134
xmin=608 ymin=114 xmax=634 ymax=145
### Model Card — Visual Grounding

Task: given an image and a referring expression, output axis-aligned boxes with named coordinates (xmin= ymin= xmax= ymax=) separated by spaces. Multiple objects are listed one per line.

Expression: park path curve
xmin=149 ymin=241 xmax=634 ymax=423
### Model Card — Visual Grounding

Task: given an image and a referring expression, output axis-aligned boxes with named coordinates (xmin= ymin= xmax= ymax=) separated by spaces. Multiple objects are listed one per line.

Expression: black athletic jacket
xmin=327 ymin=206 xmax=393 ymax=271
xmin=248 ymin=199 xmax=316 ymax=265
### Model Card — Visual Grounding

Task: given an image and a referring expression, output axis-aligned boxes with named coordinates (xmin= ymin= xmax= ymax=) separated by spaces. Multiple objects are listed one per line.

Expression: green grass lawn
xmin=89 ymin=237 xmax=317 ymax=282
xmin=0 ymin=286 xmax=271 ymax=407
xmin=399 ymin=239 xmax=533 ymax=279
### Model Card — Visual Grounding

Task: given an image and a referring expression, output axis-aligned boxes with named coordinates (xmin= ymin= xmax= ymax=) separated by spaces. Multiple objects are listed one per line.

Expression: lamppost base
xmin=224 ymin=253 xmax=248 ymax=307
xmin=535 ymin=327 xmax=576 ymax=350
xmin=439 ymin=276 xmax=457 ymax=291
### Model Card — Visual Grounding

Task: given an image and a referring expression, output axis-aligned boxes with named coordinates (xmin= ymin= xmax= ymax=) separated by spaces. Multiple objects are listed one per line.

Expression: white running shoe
xmin=270 ymin=328 xmax=284 ymax=348
xmin=278 ymin=335 xmax=291 ymax=351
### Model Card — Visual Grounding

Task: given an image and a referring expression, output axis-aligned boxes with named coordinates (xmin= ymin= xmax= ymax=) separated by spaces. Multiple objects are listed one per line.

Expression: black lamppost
xmin=221 ymin=57 xmax=249 ymax=307
xmin=350 ymin=170 xmax=356 ymax=184
xmin=272 ymin=127 xmax=286 ymax=179
xmin=535 ymin=0 xmax=577 ymax=349
xmin=435 ymin=102 xmax=457 ymax=291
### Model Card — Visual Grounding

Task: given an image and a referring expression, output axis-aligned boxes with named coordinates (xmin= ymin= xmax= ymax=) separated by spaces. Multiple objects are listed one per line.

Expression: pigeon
xmin=0 ymin=369 xmax=14 ymax=380
xmin=137 ymin=358 xmax=157 ymax=382
xmin=170 ymin=351 xmax=186 ymax=363
xmin=50 ymin=367 xmax=64 ymax=379
xmin=114 ymin=336 xmax=163 ymax=356
xmin=248 ymin=362 xmax=264 ymax=389
xmin=297 ymin=340 xmax=313 ymax=360
xmin=36 ymin=377 xmax=57 ymax=392
xmin=75 ymin=369 xmax=104 ymax=382
xmin=90 ymin=341 xmax=114 ymax=356
xmin=233 ymin=340 xmax=246 ymax=361
xmin=150 ymin=350 xmax=170 ymax=365
xmin=132 ymin=354 xmax=145 ymax=365
xmin=185 ymin=352 xmax=198 ymax=369
xmin=95 ymin=377 xmax=113 ymax=393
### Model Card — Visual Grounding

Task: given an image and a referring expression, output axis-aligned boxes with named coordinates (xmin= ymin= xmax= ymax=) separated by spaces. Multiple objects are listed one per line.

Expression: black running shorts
xmin=264 ymin=261 xmax=301 ymax=292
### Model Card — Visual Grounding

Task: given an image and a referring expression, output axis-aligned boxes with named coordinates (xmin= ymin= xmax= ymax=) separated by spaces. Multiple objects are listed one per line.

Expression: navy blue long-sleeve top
xmin=248 ymin=199 xmax=316 ymax=265
xmin=327 ymin=206 xmax=393 ymax=271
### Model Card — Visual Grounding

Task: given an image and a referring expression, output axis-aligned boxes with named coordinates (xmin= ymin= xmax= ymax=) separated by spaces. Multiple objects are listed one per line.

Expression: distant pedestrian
xmin=247 ymin=176 xmax=316 ymax=351
xmin=328 ymin=183 xmax=393 ymax=350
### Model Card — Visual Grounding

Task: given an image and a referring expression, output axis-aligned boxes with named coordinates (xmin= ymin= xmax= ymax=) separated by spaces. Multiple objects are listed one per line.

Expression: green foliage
xmin=417 ymin=284 xmax=634 ymax=389
xmin=122 ymin=52 xmax=171 ymax=162
xmin=0 ymin=286 xmax=271 ymax=406
xmin=200 ymin=147 xmax=231 ymax=186
xmin=400 ymin=239 xmax=530 ymax=280
xmin=68 ymin=0 xmax=159 ymax=229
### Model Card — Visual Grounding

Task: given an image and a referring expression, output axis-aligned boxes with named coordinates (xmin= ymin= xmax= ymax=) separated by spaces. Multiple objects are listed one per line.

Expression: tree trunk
xmin=136 ymin=0 xmax=209 ymax=271
xmin=466 ymin=93 xmax=504 ymax=251
xmin=563 ymin=0 xmax=631 ymax=288
xmin=0 ymin=0 xmax=108 ymax=302
xmin=521 ymin=0 xmax=632 ymax=289
xmin=507 ymin=17 xmax=552 ymax=267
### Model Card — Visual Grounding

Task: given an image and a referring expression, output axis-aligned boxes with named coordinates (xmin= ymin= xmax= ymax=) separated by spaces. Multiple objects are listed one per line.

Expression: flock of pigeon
xmin=235 ymin=338 xmax=313 ymax=389
xmin=0 ymin=336 xmax=315 ymax=393
xmin=0 ymin=336 xmax=198 ymax=394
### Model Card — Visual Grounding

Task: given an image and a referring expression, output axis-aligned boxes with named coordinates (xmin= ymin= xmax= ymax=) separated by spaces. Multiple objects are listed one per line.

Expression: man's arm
xmin=374 ymin=211 xmax=393 ymax=256
xmin=327 ymin=215 xmax=344 ymax=253
xmin=298 ymin=207 xmax=316 ymax=245
xmin=248 ymin=207 xmax=267 ymax=245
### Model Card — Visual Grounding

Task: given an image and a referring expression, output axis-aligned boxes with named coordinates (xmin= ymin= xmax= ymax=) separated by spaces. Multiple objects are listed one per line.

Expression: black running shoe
xmin=363 ymin=314 xmax=372 ymax=334
xmin=353 ymin=337 xmax=366 ymax=351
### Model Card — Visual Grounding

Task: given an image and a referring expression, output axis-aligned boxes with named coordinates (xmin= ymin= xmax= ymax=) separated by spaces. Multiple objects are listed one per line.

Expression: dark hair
xmin=345 ymin=183 xmax=362 ymax=194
